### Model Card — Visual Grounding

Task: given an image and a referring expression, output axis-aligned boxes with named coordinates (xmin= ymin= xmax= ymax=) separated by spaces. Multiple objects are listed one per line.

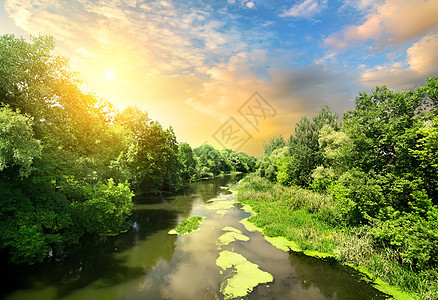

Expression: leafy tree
xmin=411 ymin=116 xmax=438 ymax=201
xmin=286 ymin=106 xmax=339 ymax=187
xmin=257 ymin=147 xmax=289 ymax=182
xmin=339 ymin=82 xmax=437 ymax=210
xmin=194 ymin=144 xmax=221 ymax=179
xmin=263 ymin=135 xmax=286 ymax=155
xmin=0 ymin=106 xmax=41 ymax=177
xmin=135 ymin=121 xmax=180 ymax=193
xmin=179 ymin=142 xmax=197 ymax=182
xmin=114 ymin=105 xmax=150 ymax=137
xmin=311 ymin=125 xmax=353 ymax=192
xmin=72 ymin=179 xmax=133 ymax=234
xmin=219 ymin=149 xmax=235 ymax=174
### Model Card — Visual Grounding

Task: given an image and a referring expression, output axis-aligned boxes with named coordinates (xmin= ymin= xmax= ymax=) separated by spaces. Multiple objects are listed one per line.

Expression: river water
xmin=1 ymin=174 xmax=389 ymax=299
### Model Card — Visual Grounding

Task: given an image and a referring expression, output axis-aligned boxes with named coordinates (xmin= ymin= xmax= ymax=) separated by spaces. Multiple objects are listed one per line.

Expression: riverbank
xmin=235 ymin=174 xmax=436 ymax=300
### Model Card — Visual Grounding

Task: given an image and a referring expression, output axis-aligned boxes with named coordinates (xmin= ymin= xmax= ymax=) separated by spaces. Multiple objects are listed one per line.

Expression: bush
xmin=73 ymin=179 xmax=134 ymax=234
xmin=371 ymin=207 xmax=438 ymax=271
xmin=5 ymin=225 xmax=61 ymax=264
xmin=327 ymin=169 xmax=384 ymax=226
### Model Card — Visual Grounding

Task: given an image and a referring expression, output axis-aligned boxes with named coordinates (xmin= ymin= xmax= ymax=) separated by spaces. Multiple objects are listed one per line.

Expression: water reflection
xmin=290 ymin=253 xmax=390 ymax=299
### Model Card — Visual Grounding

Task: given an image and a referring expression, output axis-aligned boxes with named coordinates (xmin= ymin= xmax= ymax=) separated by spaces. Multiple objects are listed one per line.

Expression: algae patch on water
xmin=206 ymin=199 xmax=236 ymax=215
xmin=218 ymin=227 xmax=249 ymax=246
xmin=207 ymin=196 xmax=228 ymax=203
xmin=240 ymin=217 xmax=262 ymax=233
xmin=264 ymin=236 xmax=302 ymax=252
xmin=222 ymin=226 xmax=242 ymax=234
xmin=216 ymin=250 xmax=273 ymax=299
xmin=168 ymin=216 xmax=204 ymax=235
xmin=240 ymin=218 xmax=331 ymax=257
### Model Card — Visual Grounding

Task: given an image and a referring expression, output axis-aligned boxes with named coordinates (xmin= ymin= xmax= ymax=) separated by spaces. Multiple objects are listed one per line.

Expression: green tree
xmin=0 ymin=106 xmax=41 ymax=177
xmin=411 ymin=116 xmax=438 ymax=201
xmin=194 ymin=144 xmax=221 ymax=179
xmin=263 ymin=135 xmax=286 ymax=155
xmin=257 ymin=147 xmax=289 ymax=182
xmin=73 ymin=179 xmax=134 ymax=234
xmin=286 ymin=106 xmax=339 ymax=187
xmin=219 ymin=149 xmax=235 ymax=174
xmin=179 ymin=142 xmax=197 ymax=182
xmin=134 ymin=121 xmax=180 ymax=193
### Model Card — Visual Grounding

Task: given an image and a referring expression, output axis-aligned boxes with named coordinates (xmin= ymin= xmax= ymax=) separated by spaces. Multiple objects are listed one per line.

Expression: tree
xmin=73 ymin=179 xmax=134 ymax=234
xmin=286 ymin=106 xmax=339 ymax=187
xmin=179 ymin=142 xmax=197 ymax=182
xmin=263 ymin=135 xmax=286 ymax=155
xmin=133 ymin=121 xmax=180 ymax=193
xmin=0 ymin=106 xmax=41 ymax=177
xmin=411 ymin=116 xmax=438 ymax=201
xmin=194 ymin=144 xmax=221 ymax=179
xmin=257 ymin=147 xmax=289 ymax=182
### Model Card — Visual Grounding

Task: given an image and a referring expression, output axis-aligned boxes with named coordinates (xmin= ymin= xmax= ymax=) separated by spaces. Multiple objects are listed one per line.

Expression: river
xmin=1 ymin=174 xmax=389 ymax=299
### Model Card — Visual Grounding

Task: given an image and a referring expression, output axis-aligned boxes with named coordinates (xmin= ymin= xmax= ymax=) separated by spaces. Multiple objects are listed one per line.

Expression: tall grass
xmin=236 ymin=173 xmax=438 ymax=300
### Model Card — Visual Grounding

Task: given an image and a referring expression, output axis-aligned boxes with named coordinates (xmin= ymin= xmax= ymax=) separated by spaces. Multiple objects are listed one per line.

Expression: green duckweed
xmin=216 ymin=250 xmax=273 ymax=299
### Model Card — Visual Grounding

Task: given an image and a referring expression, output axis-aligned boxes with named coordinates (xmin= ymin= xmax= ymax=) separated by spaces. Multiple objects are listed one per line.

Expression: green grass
xmin=236 ymin=173 xmax=437 ymax=300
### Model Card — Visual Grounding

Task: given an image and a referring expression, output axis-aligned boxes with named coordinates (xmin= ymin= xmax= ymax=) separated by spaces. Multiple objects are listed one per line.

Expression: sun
xmin=105 ymin=70 xmax=115 ymax=82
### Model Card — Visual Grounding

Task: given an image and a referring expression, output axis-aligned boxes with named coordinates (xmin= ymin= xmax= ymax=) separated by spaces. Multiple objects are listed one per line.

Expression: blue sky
xmin=1 ymin=0 xmax=438 ymax=155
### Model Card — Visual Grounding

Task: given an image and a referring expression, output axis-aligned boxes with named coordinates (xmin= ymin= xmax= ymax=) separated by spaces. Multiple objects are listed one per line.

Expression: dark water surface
xmin=1 ymin=174 xmax=389 ymax=299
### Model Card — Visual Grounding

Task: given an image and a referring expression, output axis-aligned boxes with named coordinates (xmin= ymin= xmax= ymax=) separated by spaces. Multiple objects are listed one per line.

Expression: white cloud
xmin=4 ymin=0 xmax=275 ymax=76
xmin=281 ymin=0 xmax=327 ymax=19
xmin=246 ymin=1 xmax=255 ymax=9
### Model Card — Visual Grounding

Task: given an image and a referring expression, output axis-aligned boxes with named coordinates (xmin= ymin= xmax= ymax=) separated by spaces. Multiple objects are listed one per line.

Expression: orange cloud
xmin=324 ymin=0 xmax=438 ymax=51
xmin=360 ymin=32 xmax=438 ymax=89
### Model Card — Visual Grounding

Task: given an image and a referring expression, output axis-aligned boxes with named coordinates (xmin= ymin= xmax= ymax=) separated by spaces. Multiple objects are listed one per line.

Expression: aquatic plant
xmin=218 ymin=227 xmax=249 ymax=246
xmin=216 ymin=250 xmax=273 ymax=299
xmin=168 ymin=216 xmax=204 ymax=235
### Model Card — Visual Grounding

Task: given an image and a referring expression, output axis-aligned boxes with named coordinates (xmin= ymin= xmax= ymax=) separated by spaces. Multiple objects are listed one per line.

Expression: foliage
xmin=286 ymin=106 xmax=339 ymax=187
xmin=327 ymin=169 xmax=384 ymax=226
xmin=134 ymin=121 xmax=181 ymax=194
xmin=73 ymin=179 xmax=134 ymax=234
xmin=257 ymin=146 xmax=289 ymax=182
xmin=276 ymin=156 xmax=294 ymax=186
xmin=263 ymin=134 xmax=285 ymax=155
xmin=194 ymin=144 xmax=221 ymax=178
xmin=0 ymin=106 xmax=41 ymax=177
xmin=193 ymin=144 xmax=256 ymax=180
xmin=178 ymin=142 xmax=197 ymax=182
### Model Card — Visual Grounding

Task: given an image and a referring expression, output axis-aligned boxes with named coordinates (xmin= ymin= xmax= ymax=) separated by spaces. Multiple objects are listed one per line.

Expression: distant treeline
xmin=0 ymin=35 xmax=255 ymax=264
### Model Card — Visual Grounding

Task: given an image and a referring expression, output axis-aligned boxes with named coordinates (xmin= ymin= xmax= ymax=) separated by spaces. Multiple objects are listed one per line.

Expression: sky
xmin=1 ymin=0 xmax=438 ymax=156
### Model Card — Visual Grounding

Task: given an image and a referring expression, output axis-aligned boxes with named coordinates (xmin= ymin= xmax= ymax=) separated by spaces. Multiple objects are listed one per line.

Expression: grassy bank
xmin=236 ymin=174 xmax=437 ymax=300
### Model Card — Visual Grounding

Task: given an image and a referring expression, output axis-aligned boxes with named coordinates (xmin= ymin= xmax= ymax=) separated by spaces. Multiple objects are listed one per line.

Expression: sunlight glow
xmin=105 ymin=70 xmax=115 ymax=81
